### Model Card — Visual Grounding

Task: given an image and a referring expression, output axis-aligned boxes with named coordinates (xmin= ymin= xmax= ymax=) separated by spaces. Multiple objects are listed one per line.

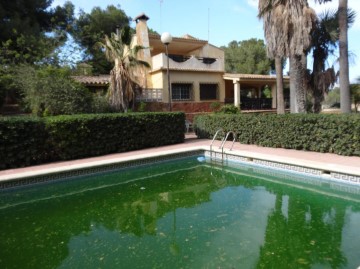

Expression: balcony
xmin=225 ymin=97 xmax=273 ymax=110
xmin=151 ymin=53 xmax=224 ymax=72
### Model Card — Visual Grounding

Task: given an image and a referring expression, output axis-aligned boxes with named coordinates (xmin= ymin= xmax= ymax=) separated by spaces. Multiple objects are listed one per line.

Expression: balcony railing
xmin=151 ymin=53 xmax=224 ymax=72
xmin=225 ymin=97 xmax=273 ymax=110
xmin=136 ymin=88 xmax=162 ymax=102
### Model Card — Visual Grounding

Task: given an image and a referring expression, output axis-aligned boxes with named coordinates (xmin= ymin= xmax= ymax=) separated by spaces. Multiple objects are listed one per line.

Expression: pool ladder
xmin=210 ymin=129 xmax=237 ymax=162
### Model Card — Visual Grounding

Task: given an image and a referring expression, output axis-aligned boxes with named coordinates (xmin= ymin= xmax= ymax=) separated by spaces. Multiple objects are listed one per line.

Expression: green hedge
xmin=0 ymin=112 xmax=185 ymax=169
xmin=0 ymin=117 xmax=48 ymax=169
xmin=194 ymin=113 xmax=360 ymax=156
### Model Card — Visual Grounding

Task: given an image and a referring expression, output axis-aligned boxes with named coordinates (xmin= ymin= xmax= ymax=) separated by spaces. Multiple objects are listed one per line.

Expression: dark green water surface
xmin=1 ymin=157 xmax=360 ymax=269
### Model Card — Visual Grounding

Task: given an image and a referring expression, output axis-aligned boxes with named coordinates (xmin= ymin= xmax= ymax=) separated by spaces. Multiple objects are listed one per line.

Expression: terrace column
xmin=233 ymin=79 xmax=241 ymax=108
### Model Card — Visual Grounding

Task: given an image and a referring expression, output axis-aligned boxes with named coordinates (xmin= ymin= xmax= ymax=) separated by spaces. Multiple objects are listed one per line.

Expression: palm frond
xmin=347 ymin=8 xmax=356 ymax=28
xmin=313 ymin=0 xmax=332 ymax=3
xmin=127 ymin=56 xmax=151 ymax=68
xmin=131 ymin=45 xmax=149 ymax=57
xmin=100 ymin=30 xmax=150 ymax=112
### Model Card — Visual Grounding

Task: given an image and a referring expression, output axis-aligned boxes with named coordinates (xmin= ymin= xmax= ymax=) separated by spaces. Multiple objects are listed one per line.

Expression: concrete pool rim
xmin=0 ymin=145 xmax=359 ymax=189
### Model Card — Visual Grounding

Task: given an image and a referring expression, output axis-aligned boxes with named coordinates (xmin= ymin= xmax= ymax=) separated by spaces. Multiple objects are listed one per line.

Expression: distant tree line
xmin=258 ymin=0 xmax=356 ymax=114
xmin=0 ymin=1 xmax=141 ymax=114
xmin=0 ymin=0 xmax=358 ymax=115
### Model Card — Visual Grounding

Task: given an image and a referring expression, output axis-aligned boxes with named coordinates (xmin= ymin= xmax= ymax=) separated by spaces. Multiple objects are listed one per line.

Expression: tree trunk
xmin=290 ymin=54 xmax=307 ymax=113
xmin=289 ymin=57 xmax=296 ymax=113
xmin=275 ymin=56 xmax=285 ymax=114
xmin=300 ymin=54 xmax=308 ymax=113
xmin=339 ymin=0 xmax=351 ymax=113
xmin=312 ymin=92 xmax=323 ymax=113
xmin=312 ymin=51 xmax=323 ymax=113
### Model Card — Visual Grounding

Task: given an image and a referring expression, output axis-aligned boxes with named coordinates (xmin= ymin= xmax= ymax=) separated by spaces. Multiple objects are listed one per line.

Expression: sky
xmin=53 ymin=0 xmax=360 ymax=82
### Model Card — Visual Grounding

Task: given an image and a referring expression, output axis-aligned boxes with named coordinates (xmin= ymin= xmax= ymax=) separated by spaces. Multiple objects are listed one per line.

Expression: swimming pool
xmin=1 ymin=156 xmax=359 ymax=268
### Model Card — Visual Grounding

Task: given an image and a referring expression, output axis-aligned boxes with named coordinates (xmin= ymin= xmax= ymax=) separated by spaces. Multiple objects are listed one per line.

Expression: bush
xmin=45 ymin=112 xmax=185 ymax=160
xmin=218 ymin=104 xmax=240 ymax=114
xmin=0 ymin=112 xmax=185 ymax=169
xmin=16 ymin=65 xmax=93 ymax=116
xmin=194 ymin=113 xmax=360 ymax=156
xmin=0 ymin=65 xmax=20 ymax=110
xmin=91 ymin=94 xmax=112 ymax=113
xmin=210 ymin=102 xmax=221 ymax=112
xmin=0 ymin=84 xmax=6 ymax=110
xmin=0 ymin=117 xmax=47 ymax=169
xmin=137 ymin=101 xmax=147 ymax=112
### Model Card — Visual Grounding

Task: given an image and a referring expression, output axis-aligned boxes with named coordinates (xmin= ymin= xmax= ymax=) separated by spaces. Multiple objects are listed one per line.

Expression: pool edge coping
xmin=1 ymin=145 xmax=359 ymax=188
xmin=0 ymin=146 xmax=205 ymax=182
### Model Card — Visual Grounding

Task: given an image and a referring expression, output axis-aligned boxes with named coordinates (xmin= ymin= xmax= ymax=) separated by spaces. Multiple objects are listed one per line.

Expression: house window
xmin=172 ymin=83 xmax=192 ymax=101
xmin=200 ymin=83 xmax=218 ymax=100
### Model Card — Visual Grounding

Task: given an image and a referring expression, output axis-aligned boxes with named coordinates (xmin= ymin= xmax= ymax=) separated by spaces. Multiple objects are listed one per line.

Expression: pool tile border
xmin=1 ymin=147 xmax=359 ymax=190
xmin=0 ymin=150 xmax=203 ymax=189
xmin=204 ymin=150 xmax=360 ymax=185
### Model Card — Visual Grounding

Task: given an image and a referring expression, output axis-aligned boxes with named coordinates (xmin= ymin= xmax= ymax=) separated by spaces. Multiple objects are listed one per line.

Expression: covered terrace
xmin=223 ymin=73 xmax=290 ymax=111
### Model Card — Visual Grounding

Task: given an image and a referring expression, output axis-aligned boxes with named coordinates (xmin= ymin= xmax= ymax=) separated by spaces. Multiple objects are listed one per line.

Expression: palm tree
xmin=259 ymin=0 xmax=316 ymax=113
xmin=309 ymin=9 xmax=355 ymax=113
xmin=314 ymin=0 xmax=351 ymax=113
xmin=351 ymin=78 xmax=360 ymax=112
xmin=258 ymin=0 xmax=287 ymax=114
xmin=309 ymin=10 xmax=338 ymax=113
xmin=338 ymin=0 xmax=351 ymax=112
xmin=99 ymin=26 xmax=150 ymax=112
xmin=287 ymin=0 xmax=317 ymax=113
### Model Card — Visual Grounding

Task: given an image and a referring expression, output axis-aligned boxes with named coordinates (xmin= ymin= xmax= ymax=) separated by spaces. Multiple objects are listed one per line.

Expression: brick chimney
xmin=134 ymin=13 xmax=151 ymax=65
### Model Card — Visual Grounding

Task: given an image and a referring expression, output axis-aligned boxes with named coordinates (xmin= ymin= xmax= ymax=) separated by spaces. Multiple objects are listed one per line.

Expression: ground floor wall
xmin=136 ymin=101 xmax=221 ymax=121
xmin=149 ymin=70 xmax=225 ymax=103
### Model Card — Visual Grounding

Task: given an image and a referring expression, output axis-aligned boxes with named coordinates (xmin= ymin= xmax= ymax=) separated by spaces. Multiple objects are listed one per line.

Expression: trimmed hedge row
xmin=0 ymin=117 xmax=48 ymax=169
xmin=194 ymin=113 xmax=360 ymax=156
xmin=0 ymin=112 xmax=185 ymax=170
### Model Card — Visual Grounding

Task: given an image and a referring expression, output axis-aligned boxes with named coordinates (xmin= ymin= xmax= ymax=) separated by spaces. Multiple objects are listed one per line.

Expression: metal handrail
xmin=209 ymin=129 xmax=237 ymax=163
xmin=210 ymin=128 xmax=224 ymax=152
xmin=220 ymin=131 xmax=237 ymax=151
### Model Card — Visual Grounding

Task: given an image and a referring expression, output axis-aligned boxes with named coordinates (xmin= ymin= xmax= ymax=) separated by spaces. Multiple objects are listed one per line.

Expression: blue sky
xmin=53 ymin=0 xmax=360 ymax=82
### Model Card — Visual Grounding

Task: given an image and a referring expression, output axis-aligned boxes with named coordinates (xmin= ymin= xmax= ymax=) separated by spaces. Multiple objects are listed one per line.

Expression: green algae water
xmin=1 ymin=157 xmax=360 ymax=269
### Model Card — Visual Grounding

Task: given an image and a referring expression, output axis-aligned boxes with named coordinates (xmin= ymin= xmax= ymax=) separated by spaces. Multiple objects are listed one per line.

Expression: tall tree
xmin=258 ymin=1 xmax=288 ymax=114
xmin=71 ymin=5 xmax=131 ymax=74
xmin=309 ymin=9 xmax=355 ymax=113
xmin=309 ymin=10 xmax=338 ymax=113
xmin=338 ymin=0 xmax=351 ymax=112
xmin=222 ymin=39 xmax=273 ymax=75
xmin=0 ymin=0 xmax=74 ymax=64
xmin=259 ymin=0 xmax=316 ymax=114
xmin=287 ymin=0 xmax=317 ymax=113
xmin=350 ymin=78 xmax=360 ymax=112
xmin=314 ymin=0 xmax=351 ymax=113
xmin=98 ymin=27 xmax=150 ymax=112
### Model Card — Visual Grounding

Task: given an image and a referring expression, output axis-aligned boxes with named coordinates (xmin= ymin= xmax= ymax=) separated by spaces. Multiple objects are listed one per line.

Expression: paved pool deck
xmin=0 ymin=133 xmax=359 ymax=183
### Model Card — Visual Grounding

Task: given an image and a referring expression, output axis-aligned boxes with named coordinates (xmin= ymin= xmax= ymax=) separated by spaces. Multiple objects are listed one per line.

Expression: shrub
xmin=194 ymin=113 xmax=360 ymax=156
xmin=210 ymin=102 xmax=221 ymax=112
xmin=137 ymin=101 xmax=147 ymax=112
xmin=45 ymin=113 xmax=184 ymax=160
xmin=91 ymin=93 xmax=112 ymax=113
xmin=218 ymin=104 xmax=240 ymax=114
xmin=0 ymin=65 xmax=20 ymax=110
xmin=0 ymin=112 xmax=185 ymax=169
xmin=0 ymin=83 xmax=6 ymax=110
xmin=0 ymin=117 xmax=47 ymax=169
xmin=16 ymin=65 xmax=93 ymax=116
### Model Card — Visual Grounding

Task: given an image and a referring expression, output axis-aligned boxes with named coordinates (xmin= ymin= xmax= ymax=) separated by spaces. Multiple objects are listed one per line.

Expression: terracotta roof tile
xmin=72 ymin=75 xmax=110 ymax=86
xmin=223 ymin=73 xmax=290 ymax=81
xmin=148 ymin=33 xmax=207 ymax=43
xmin=150 ymin=67 xmax=223 ymax=73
